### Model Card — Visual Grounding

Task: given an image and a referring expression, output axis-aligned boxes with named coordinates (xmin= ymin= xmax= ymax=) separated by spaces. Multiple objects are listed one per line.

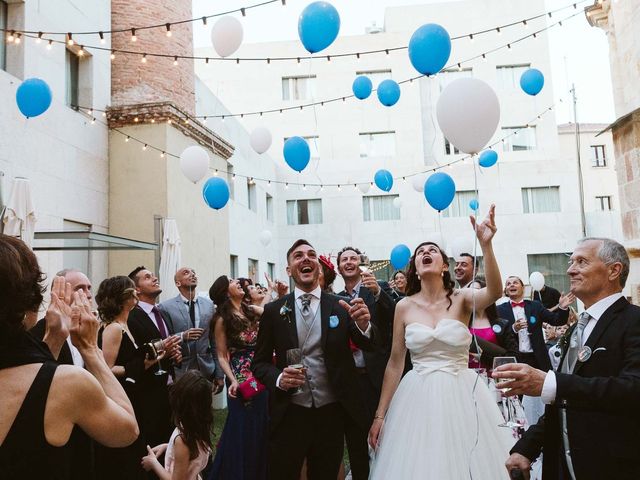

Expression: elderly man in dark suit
xmin=495 ymin=238 xmax=640 ymax=480
xmin=158 ymin=266 xmax=224 ymax=393
xmin=252 ymin=239 xmax=379 ymax=480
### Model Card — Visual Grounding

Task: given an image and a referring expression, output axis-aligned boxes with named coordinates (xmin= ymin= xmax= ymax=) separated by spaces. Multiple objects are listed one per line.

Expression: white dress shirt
xmin=511 ymin=302 xmax=533 ymax=353
xmin=541 ymin=292 xmax=624 ymax=403
xmin=179 ymin=293 xmax=201 ymax=329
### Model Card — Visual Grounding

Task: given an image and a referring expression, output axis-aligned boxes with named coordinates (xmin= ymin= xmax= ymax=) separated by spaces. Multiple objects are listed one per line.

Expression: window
xmin=227 ymin=165 xmax=235 ymax=200
xmin=230 ymin=255 xmax=238 ymax=278
xmin=596 ymin=195 xmax=612 ymax=211
xmin=355 ymin=69 xmax=392 ymax=86
xmin=591 ymin=145 xmax=607 ymax=167
xmin=522 ymin=187 xmax=561 ymax=213
xmin=496 ymin=64 xmax=530 ymax=90
xmin=439 ymin=68 xmax=473 ymax=92
xmin=527 ymin=253 xmax=571 ymax=295
xmin=282 ymin=75 xmax=317 ymax=101
xmin=248 ymin=258 xmax=259 ymax=283
xmin=363 ymin=195 xmax=400 ymax=221
xmin=65 ymin=46 xmax=92 ymax=109
xmin=0 ymin=2 xmax=7 ymax=71
xmin=247 ymin=179 xmax=257 ymax=212
xmin=442 ymin=190 xmax=476 ymax=218
xmin=359 ymin=132 xmax=396 ymax=157
xmin=286 ymin=199 xmax=323 ymax=225
xmin=266 ymin=194 xmax=274 ymax=222
xmin=66 ymin=49 xmax=79 ymax=107
xmin=502 ymin=127 xmax=536 ymax=151
xmin=63 ymin=220 xmax=90 ymax=275
xmin=267 ymin=262 xmax=275 ymax=280
xmin=444 ymin=138 xmax=460 ymax=155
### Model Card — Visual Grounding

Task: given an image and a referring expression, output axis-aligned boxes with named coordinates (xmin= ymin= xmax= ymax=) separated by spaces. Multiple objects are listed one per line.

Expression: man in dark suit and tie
xmin=251 ymin=239 xmax=379 ymax=480
xmin=127 ymin=266 xmax=181 ymax=451
xmin=336 ymin=246 xmax=394 ymax=480
xmin=496 ymin=238 xmax=640 ymax=480
xmin=158 ymin=266 xmax=224 ymax=392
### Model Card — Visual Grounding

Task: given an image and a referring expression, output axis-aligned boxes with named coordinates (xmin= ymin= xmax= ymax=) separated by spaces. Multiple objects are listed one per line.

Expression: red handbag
xmin=237 ymin=376 xmax=266 ymax=400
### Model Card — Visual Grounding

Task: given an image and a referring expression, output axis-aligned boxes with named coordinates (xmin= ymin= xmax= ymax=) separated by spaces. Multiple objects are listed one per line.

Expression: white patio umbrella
xmin=158 ymin=218 xmax=182 ymax=301
xmin=2 ymin=177 xmax=37 ymax=248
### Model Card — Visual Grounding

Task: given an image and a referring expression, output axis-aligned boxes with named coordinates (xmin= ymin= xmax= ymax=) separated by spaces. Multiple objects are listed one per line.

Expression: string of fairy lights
xmin=68 ymin=7 xmax=583 ymax=125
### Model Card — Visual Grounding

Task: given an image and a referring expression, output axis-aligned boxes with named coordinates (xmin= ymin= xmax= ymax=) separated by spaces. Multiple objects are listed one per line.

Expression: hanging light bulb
xmin=36 ymin=32 xmax=43 ymax=44
xmin=165 ymin=23 xmax=172 ymax=37
xmin=141 ymin=54 xmax=147 ymax=63
xmin=47 ymin=39 xmax=53 ymax=50
xmin=99 ymin=31 xmax=105 ymax=44
xmin=67 ymin=32 xmax=74 ymax=45
xmin=130 ymin=28 xmax=137 ymax=42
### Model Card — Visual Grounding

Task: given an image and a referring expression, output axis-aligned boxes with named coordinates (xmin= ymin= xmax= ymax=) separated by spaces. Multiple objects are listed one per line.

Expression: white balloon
xmin=449 ymin=237 xmax=474 ymax=259
xmin=211 ymin=16 xmax=244 ymax=58
xmin=259 ymin=230 xmax=272 ymax=246
xmin=392 ymin=197 xmax=402 ymax=208
xmin=250 ymin=127 xmax=272 ymax=154
xmin=529 ymin=271 xmax=545 ymax=291
xmin=179 ymin=146 xmax=209 ymax=183
xmin=358 ymin=183 xmax=371 ymax=194
xmin=411 ymin=174 xmax=426 ymax=193
xmin=436 ymin=78 xmax=500 ymax=154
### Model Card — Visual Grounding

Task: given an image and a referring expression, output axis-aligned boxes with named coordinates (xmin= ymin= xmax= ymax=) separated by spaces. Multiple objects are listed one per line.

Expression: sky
xmin=192 ymin=0 xmax=615 ymax=124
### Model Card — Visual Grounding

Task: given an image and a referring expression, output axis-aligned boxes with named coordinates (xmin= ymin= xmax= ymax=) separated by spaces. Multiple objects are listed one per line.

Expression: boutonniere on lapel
xmin=329 ymin=315 xmax=339 ymax=329
xmin=280 ymin=304 xmax=292 ymax=324
xmin=557 ymin=322 xmax=577 ymax=356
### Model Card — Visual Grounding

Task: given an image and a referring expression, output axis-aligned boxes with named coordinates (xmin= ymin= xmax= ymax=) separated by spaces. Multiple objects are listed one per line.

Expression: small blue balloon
xmin=478 ymin=150 xmax=498 ymax=168
xmin=424 ymin=172 xmax=456 ymax=211
xmin=520 ymin=68 xmax=544 ymax=96
xmin=408 ymin=23 xmax=451 ymax=75
xmin=298 ymin=1 xmax=341 ymax=54
xmin=377 ymin=79 xmax=401 ymax=107
xmin=283 ymin=136 xmax=311 ymax=172
xmin=16 ymin=78 xmax=52 ymax=118
xmin=374 ymin=169 xmax=394 ymax=192
xmin=469 ymin=199 xmax=479 ymax=211
xmin=352 ymin=75 xmax=372 ymax=100
xmin=390 ymin=244 xmax=411 ymax=269
xmin=202 ymin=177 xmax=230 ymax=210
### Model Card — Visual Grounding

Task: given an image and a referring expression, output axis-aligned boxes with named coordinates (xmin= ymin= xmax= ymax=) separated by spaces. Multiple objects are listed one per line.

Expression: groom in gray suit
xmin=158 ymin=267 xmax=224 ymax=392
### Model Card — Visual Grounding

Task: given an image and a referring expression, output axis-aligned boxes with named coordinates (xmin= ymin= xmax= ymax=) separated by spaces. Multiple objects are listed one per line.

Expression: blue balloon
xmin=408 ymin=23 xmax=451 ymax=75
xmin=424 ymin=172 xmax=456 ymax=211
xmin=478 ymin=150 xmax=498 ymax=168
xmin=298 ymin=1 xmax=340 ymax=54
xmin=390 ymin=244 xmax=411 ymax=269
xmin=374 ymin=169 xmax=394 ymax=192
xmin=520 ymin=68 xmax=544 ymax=96
xmin=283 ymin=136 xmax=311 ymax=172
xmin=202 ymin=177 xmax=230 ymax=210
xmin=469 ymin=199 xmax=479 ymax=211
xmin=377 ymin=79 xmax=401 ymax=107
xmin=16 ymin=78 xmax=52 ymax=118
xmin=352 ymin=75 xmax=372 ymax=100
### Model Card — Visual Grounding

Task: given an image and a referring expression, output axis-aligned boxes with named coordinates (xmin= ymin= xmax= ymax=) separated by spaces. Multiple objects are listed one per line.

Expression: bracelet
xmin=373 ymin=414 xmax=385 ymax=420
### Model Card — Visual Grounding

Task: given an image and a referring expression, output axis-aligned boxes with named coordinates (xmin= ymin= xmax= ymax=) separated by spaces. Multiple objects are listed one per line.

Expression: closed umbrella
xmin=2 ymin=177 xmax=37 ymax=247
xmin=158 ymin=218 xmax=181 ymax=301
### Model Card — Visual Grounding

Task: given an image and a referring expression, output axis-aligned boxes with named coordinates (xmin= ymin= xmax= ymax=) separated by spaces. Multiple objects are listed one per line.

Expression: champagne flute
xmin=151 ymin=339 xmax=167 ymax=376
xmin=286 ymin=348 xmax=306 ymax=395
xmin=492 ymin=356 xmax=519 ymax=428
xmin=359 ymin=254 xmax=371 ymax=273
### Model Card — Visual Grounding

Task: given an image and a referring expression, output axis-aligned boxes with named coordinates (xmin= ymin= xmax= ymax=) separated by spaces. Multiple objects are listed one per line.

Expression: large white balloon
xmin=259 ymin=230 xmax=272 ymax=246
xmin=529 ymin=271 xmax=545 ymax=291
xmin=393 ymin=197 xmax=402 ymax=209
xmin=211 ymin=16 xmax=244 ymax=58
xmin=358 ymin=183 xmax=371 ymax=194
xmin=436 ymin=78 xmax=500 ymax=154
xmin=250 ymin=127 xmax=272 ymax=154
xmin=179 ymin=146 xmax=209 ymax=183
xmin=411 ymin=174 xmax=426 ymax=193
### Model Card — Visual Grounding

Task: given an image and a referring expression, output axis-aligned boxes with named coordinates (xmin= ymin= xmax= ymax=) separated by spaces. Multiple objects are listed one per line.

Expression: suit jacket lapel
xmin=175 ymin=297 xmax=190 ymax=328
xmin=574 ymin=297 xmax=628 ymax=374
xmin=502 ymin=303 xmax=516 ymax=323
xmin=524 ymin=300 xmax=532 ymax=322
xmin=284 ymin=294 xmax=299 ymax=348
xmin=320 ymin=292 xmax=332 ymax=349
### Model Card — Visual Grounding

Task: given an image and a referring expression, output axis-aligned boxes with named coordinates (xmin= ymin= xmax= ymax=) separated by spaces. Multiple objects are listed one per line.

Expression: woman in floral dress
xmin=207 ymin=275 xmax=268 ymax=480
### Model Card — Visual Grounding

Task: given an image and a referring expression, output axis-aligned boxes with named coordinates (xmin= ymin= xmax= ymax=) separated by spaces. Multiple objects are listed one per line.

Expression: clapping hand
xmin=141 ymin=445 xmax=162 ymax=472
xmin=558 ymin=291 xmax=576 ymax=309
xmin=45 ymin=276 xmax=73 ymax=341
xmin=470 ymin=203 xmax=497 ymax=246
xmin=69 ymin=290 xmax=100 ymax=353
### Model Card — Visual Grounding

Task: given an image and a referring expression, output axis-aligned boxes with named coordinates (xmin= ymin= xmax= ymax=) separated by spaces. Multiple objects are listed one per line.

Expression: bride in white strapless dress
xmin=369 ymin=205 xmax=514 ymax=479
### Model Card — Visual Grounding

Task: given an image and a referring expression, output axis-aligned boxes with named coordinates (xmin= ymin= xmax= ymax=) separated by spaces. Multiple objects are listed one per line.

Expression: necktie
xmin=188 ymin=300 xmax=196 ymax=328
xmin=562 ymin=312 xmax=591 ymax=373
xmin=300 ymin=293 xmax=313 ymax=321
xmin=151 ymin=306 xmax=168 ymax=339
xmin=511 ymin=301 xmax=525 ymax=308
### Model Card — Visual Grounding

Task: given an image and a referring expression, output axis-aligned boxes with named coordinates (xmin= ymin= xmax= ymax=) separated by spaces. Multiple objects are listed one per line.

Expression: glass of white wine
xmin=286 ymin=348 xmax=306 ymax=395
xmin=492 ymin=356 xmax=520 ymax=428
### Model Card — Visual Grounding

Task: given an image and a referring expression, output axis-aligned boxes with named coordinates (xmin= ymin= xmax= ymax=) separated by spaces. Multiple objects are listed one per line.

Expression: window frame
xmin=591 ymin=145 xmax=607 ymax=167
xmin=521 ymin=186 xmax=561 ymax=214
xmin=362 ymin=194 xmax=401 ymax=222
xmin=281 ymin=75 xmax=317 ymax=101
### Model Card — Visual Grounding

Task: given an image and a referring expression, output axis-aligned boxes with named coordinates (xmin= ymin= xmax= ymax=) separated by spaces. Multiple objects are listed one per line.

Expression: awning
xmin=596 ymin=106 xmax=640 ymax=137
xmin=32 ymin=230 xmax=158 ymax=251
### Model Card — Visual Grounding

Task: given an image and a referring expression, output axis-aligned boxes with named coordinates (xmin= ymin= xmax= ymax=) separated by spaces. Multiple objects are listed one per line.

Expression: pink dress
xmin=468 ymin=326 xmax=499 ymax=370
xmin=164 ymin=428 xmax=210 ymax=480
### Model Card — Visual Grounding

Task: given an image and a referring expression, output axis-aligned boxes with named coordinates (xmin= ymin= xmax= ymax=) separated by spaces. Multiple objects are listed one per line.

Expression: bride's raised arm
xmin=460 ymin=204 xmax=502 ymax=312
xmin=368 ymin=301 xmax=408 ymax=450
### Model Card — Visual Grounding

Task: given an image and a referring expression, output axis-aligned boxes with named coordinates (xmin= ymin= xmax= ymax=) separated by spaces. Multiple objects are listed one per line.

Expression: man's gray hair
xmin=579 ymin=237 xmax=630 ymax=288
xmin=55 ymin=268 xmax=81 ymax=278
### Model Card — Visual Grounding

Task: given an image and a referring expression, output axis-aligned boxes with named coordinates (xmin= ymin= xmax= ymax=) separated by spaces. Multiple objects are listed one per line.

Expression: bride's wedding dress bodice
xmin=405 ymin=319 xmax=471 ymax=376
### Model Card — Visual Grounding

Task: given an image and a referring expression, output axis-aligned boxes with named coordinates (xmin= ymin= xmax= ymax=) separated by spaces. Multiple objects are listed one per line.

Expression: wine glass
xmin=151 ymin=339 xmax=167 ymax=376
xmin=492 ymin=356 xmax=520 ymax=428
xmin=359 ymin=254 xmax=371 ymax=273
xmin=286 ymin=348 xmax=306 ymax=395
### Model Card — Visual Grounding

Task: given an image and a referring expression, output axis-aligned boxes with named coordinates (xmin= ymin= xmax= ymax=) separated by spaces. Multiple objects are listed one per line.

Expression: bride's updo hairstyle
xmin=405 ymin=241 xmax=455 ymax=310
